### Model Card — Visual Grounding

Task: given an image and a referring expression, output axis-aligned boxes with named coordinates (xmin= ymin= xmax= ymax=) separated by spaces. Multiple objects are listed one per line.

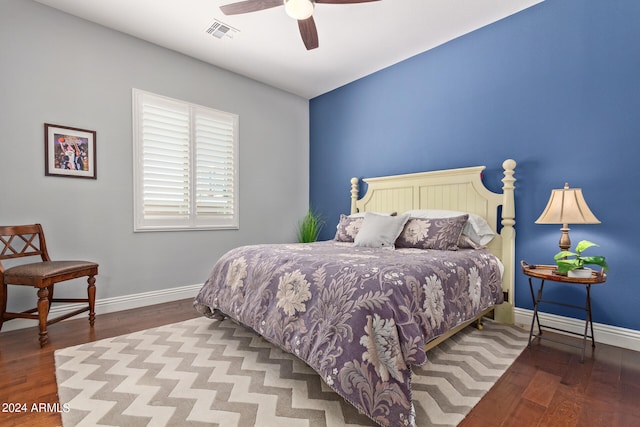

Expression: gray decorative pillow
xmin=353 ymin=213 xmax=410 ymax=249
xmin=334 ymin=214 xmax=364 ymax=242
xmin=334 ymin=212 xmax=398 ymax=242
xmin=395 ymin=214 xmax=469 ymax=250
xmin=405 ymin=209 xmax=495 ymax=246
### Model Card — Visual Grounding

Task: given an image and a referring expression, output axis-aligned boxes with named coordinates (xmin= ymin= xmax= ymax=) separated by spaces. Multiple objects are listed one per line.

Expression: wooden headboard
xmin=349 ymin=159 xmax=517 ymax=323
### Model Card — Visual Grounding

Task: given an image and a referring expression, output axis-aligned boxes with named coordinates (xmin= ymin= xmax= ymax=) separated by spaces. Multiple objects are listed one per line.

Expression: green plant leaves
xmin=555 ymin=259 xmax=580 ymax=274
xmin=554 ymin=250 xmax=576 ymax=261
xmin=580 ymin=255 xmax=608 ymax=270
xmin=553 ymin=239 xmax=608 ymax=273
xmin=575 ymin=240 xmax=598 ymax=254
xmin=297 ymin=209 xmax=325 ymax=243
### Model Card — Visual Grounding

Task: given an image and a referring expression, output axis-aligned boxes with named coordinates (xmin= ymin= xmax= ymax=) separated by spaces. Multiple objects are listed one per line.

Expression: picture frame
xmin=45 ymin=123 xmax=97 ymax=179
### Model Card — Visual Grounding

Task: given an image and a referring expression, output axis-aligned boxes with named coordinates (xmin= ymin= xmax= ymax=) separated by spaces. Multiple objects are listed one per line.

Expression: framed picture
xmin=45 ymin=123 xmax=97 ymax=179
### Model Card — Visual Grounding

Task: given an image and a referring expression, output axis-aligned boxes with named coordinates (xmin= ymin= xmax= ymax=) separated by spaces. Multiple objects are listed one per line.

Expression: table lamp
xmin=535 ymin=183 xmax=600 ymax=251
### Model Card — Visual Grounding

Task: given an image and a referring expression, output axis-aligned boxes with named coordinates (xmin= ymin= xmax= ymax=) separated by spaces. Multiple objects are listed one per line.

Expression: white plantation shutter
xmin=194 ymin=110 xmax=236 ymax=219
xmin=141 ymin=99 xmax=190 ymax=220
xmin=133 ymin=89 xmax=239 ymax=231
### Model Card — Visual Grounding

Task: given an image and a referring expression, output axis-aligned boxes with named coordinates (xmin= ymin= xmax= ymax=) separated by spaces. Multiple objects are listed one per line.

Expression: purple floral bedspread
xmin=193 ymin=241 xmax=503 ymax=427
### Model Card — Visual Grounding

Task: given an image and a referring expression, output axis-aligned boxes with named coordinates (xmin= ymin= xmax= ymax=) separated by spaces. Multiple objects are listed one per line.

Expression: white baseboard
xmin=0 ymin=283 xmax=203 ymax=333
xmin=515 ymin=307 xmax=640 ymax=352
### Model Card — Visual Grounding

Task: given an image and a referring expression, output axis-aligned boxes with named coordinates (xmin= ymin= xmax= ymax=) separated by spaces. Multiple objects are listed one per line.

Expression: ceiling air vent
xmin=206 ymin=20 xmax=239 ymax=39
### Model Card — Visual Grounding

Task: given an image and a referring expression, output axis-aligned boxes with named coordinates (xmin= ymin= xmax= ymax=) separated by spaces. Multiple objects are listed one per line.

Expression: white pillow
xmin=404 ymin=209 xmax=496 ymax=246
xmin=353 ymin=212 xmax=410 ymax=249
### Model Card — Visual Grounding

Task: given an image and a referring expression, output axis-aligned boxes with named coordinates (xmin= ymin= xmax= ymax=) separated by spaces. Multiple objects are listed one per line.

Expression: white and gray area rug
xmin=55 ymin=316 xmax=529 ymax=427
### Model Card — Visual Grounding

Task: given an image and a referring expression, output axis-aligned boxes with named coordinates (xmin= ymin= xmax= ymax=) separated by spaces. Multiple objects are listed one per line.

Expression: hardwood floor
xmin=462 ymin=326 xmax=640 ymax=427
xmin=0 ymin=299 xmax=638 ymax=427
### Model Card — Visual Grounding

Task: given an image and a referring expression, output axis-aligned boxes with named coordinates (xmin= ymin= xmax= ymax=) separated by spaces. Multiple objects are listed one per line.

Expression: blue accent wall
xmin=309 ymin=0 xmax=640 ymax=331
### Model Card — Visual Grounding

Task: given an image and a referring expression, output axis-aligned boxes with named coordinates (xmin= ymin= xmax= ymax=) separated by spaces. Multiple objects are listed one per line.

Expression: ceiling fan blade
xmin=298 ymin=16 xmax=319 ymax=50
xmin=220 ymin=0 xmax=283 ymax=15
xmin=315 ymin=0 xmax=380 ymax=4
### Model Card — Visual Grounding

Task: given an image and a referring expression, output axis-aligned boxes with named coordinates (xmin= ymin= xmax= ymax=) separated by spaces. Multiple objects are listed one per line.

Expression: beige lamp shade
xmin=535 ymin=183 xmax=600 ymax=251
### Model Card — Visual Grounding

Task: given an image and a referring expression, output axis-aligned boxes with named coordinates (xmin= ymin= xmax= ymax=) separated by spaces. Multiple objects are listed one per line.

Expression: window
xmin=132 ymin=89 xmax=239 ymax=231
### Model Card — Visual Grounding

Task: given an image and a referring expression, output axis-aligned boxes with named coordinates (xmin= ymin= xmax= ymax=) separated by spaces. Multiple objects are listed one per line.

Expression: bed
xmin=194 ymin=159 xmax=516 ymax=427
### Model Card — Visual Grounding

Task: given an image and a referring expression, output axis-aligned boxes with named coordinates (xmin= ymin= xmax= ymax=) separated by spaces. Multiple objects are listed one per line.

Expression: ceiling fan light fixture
xmin=284 ymin=0 xmax=314 ymax=20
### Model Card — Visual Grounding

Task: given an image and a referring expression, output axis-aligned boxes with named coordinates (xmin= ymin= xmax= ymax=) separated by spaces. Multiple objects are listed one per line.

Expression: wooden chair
xmin=0 ymin=224 xmax=98 ymax=347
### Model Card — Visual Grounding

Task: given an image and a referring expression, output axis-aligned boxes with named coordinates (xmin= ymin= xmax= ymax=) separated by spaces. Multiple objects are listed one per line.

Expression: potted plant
xmin=554 ymin=240 xmax=608 ymax=278
xmin=297 ymin=209 xmax=324 ymax=243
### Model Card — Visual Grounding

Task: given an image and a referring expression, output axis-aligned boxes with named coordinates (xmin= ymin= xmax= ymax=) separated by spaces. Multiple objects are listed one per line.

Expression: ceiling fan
xmin=220 ymin=0 xmax=380 ymax=50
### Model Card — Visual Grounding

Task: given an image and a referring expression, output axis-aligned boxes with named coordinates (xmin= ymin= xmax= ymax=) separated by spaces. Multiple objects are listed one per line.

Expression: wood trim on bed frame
xmin=349 ymin=159 xmax=517 ymax=328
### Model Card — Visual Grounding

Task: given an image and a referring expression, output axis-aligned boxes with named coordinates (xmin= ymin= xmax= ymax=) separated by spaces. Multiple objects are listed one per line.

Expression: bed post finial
xmin=350 ymin=177 xmax=359 ymax=214
xmin=501 ymin=159 xmax=516 ymax=227
xmin=496 ymin=159 xmax=516 ymax=324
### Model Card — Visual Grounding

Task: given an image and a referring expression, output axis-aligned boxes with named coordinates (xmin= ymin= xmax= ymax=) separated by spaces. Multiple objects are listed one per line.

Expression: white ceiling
xmin=34 ymin=0 xmax=543 ymax=99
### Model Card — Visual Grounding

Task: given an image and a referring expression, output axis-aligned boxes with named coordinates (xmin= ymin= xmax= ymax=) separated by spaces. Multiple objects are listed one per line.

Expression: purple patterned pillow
xmin=334 ymin=214 xmax=364 ymax=242
xmin=395 ymin=214 xmax=469 ymax=250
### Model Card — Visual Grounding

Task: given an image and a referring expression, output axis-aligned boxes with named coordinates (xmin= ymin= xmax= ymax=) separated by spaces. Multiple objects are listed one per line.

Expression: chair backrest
xmin=0 ymin=224 xmax=51 ymax=273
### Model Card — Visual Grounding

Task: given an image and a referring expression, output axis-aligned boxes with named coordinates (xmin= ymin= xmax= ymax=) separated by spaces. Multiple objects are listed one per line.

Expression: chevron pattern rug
xmin=55 ymin=316 xmax=529 ymax=427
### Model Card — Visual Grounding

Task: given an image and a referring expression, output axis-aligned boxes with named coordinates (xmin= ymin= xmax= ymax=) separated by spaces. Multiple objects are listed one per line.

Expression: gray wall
xmin=0 ymin=1 xmax=309 ymax=316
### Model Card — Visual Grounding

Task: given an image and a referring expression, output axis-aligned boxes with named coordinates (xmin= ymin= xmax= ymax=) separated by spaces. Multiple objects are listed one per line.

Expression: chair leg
xmin=87 ymin=275 xmax=96 ymax=327
xmin=0 ymin=283 xmax=7 ymax=332
xmin=37 ymin=287 xmax=50 ymax=347
xmin=46 ymin=285 xmax=55 ymax=315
